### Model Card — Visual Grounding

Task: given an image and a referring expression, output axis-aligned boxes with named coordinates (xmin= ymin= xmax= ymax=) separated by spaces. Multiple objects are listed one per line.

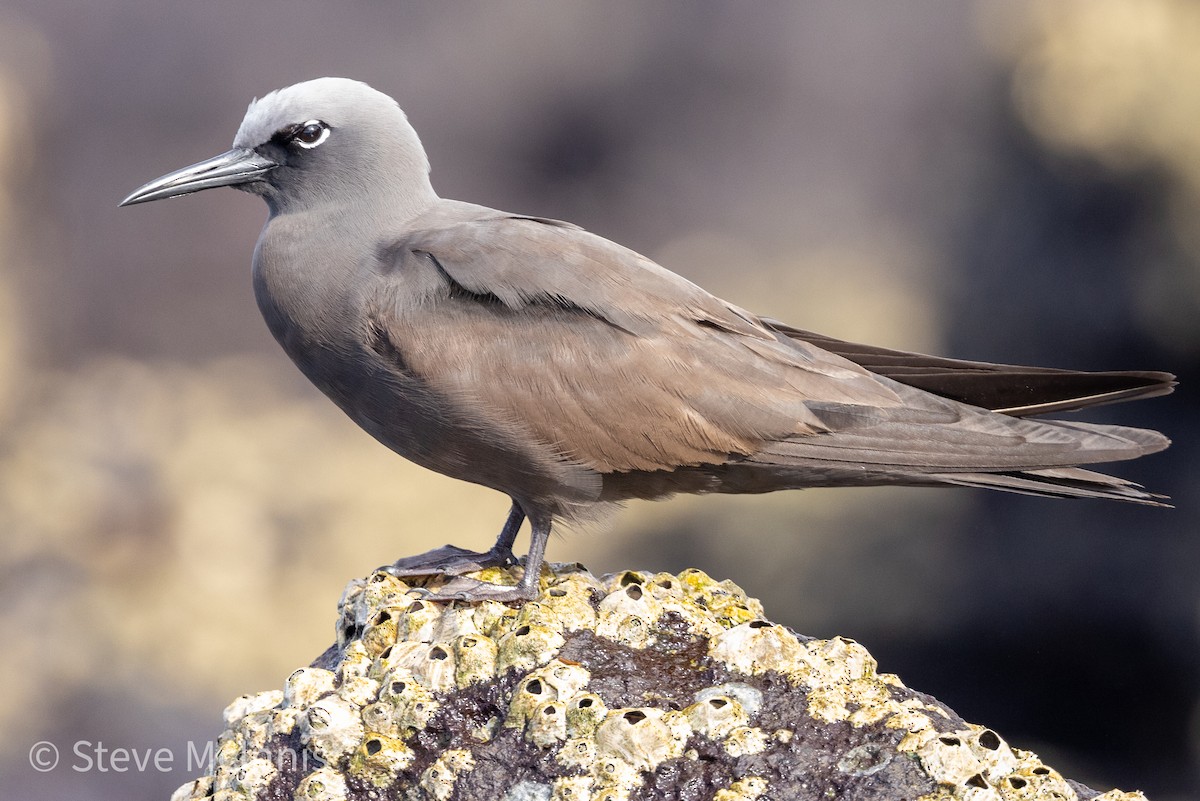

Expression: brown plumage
xmin=121 ymin=78 xmax=1173 ymax=601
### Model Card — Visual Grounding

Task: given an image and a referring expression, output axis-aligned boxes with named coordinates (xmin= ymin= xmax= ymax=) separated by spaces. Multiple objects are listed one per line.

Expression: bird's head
xmin=120 ymin=77 xmax=436 ymax=219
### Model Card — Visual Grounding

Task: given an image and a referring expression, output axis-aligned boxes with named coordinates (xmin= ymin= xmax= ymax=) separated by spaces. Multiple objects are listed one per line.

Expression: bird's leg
xmin=405 ymin=509 xmax=552 ymax=603
xmin=380 ymin=502 xmax=525 ymax=579
xmin=487 ymin=502 xmax=525 ymax=566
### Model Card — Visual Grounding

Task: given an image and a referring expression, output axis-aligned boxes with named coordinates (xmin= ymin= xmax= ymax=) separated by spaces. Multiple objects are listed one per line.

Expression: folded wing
xmin=371 ymin=213 xmax=1169 ymax=501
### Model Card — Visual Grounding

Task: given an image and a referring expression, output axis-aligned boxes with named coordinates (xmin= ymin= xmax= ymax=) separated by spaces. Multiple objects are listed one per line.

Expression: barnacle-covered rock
xmin=169 ymin=563 xmax=1151 ymax=801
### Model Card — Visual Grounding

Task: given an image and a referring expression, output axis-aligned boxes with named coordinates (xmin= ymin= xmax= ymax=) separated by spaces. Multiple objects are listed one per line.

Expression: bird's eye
xmin=292 ymin=121 xmax=330 ymax=149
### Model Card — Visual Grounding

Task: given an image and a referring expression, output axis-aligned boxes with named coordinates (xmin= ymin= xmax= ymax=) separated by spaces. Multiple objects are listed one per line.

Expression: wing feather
xmin=766 ymin=320 xmax=1176 ymax=415
xmin=375 ymin=215 xmax=904 ymax=473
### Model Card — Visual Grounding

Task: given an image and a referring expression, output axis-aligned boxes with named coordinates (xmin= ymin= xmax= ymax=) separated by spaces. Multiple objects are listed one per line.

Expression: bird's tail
xmin=929 ymin=465 xmax=1170 ymax=507
xmin=743 ymin=415 xmax=1171 ymax=505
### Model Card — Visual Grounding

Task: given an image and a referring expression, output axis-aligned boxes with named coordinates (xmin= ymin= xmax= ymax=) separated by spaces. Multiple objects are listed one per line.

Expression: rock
xmin=170 ymin=563 xmax=1148 ymax=801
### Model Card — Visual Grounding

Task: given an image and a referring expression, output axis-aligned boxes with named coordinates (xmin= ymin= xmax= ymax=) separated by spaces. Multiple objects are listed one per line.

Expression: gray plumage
xmin=122 ymin=78 xmax=1173 ymax=601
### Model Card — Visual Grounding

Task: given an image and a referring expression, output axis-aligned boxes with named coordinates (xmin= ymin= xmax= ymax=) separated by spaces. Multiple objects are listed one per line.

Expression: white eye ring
xmin=294 ymin=120 xmax=330 ymax=149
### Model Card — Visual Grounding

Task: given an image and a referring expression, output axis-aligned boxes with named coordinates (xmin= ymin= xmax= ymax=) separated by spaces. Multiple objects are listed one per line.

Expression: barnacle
xmin=283 ymin=667 xmax=336 ymax=708
xmin=231 ymin=757 xmax=277 ymax=796
xmin=526 ymin=700 xmax=569 ymax=748
xmin=301 ymin=695 xmax=365 ymax=763
xmin=496 ymin=622 xmax=566 ymax=673
xmin=564 ymin=693 xmax=607 ymax=738
xmin=420 ymin=749 xmax=475 ymax=801
xmin=349 ymin=733 xmax=415 ymax=787
xmin=683 ymin=695 xmax=750 ymax=739
xmin=294 ymin=767 xmax=349 ymax=801
xmin=594 ymin=708 xmax=683 ymax=772
xmin=452 ymin=633 xmax=498 ymax=687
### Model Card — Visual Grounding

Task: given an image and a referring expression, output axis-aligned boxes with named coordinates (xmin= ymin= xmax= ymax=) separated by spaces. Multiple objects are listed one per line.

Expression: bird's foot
xmin=407 ymin=574 xmax=538 ymax=603
xmin=378 ymin=543 xmax=518 ymax=579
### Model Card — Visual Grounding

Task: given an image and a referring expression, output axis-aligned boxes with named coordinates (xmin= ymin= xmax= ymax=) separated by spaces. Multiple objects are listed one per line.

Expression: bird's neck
xmin=266 ymin=179 xmax=438 ymax=227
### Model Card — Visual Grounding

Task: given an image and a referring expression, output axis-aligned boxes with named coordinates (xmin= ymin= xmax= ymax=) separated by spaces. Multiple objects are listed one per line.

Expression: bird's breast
xmin=248 ymin=214 xmax=601 ymax=511
xmin=254 ymin=220 xmax=338 ymax=342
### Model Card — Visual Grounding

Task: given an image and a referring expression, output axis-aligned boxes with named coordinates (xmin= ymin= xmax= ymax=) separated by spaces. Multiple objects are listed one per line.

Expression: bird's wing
xmin=765 ymin=320 xmax=1176 ymax=416
xmin=402 ymin=214 xmax=771 ymax=339
xmin=369 ymin=214 xmax=908 ymax=473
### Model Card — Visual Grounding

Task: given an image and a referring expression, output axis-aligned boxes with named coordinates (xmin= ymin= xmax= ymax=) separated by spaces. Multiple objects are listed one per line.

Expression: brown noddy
xmin=121 ymin=78 xmax=1174 ymax=602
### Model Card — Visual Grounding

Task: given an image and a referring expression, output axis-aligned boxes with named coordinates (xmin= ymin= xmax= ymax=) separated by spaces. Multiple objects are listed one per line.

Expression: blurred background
xmin=0 ymin=1 xmax=1196 ymax=799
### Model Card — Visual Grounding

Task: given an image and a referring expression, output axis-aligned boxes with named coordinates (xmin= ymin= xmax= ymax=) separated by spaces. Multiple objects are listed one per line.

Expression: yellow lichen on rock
xmin=713 ymin=776 xmax=768 ymax=801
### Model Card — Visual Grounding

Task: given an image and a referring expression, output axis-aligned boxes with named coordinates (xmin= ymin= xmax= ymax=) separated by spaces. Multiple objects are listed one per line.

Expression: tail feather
xmin=932 ymin=466 xmax=1170 ymax=507
xmin=743 ymin=405 xmax=1171 ymax=505
xmin=752 ymin=414 xmax=1169 ymax=472
xmin=767 ymin=321 xmax=1177 ymax=416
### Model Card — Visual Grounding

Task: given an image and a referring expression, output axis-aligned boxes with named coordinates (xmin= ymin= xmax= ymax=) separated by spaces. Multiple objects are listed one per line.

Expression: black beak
xmin=119 ymin=148 xmax=278 ymax=206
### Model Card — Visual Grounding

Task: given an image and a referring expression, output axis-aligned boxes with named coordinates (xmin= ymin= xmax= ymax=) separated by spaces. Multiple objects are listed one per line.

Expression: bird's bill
xmin=119 ymin=148 xmax=278 ymax=206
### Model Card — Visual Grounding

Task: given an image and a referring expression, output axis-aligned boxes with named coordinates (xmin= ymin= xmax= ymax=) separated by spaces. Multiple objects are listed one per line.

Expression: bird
xmin=121 ymin=77 xmax=1174 ymax=603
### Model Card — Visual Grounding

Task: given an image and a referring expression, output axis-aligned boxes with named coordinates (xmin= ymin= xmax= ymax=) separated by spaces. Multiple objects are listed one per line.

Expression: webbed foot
xmin=406 ymin=573 xmax=539 ymax=603
xmin=378 ymin=543 xmax=517 ymax=579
